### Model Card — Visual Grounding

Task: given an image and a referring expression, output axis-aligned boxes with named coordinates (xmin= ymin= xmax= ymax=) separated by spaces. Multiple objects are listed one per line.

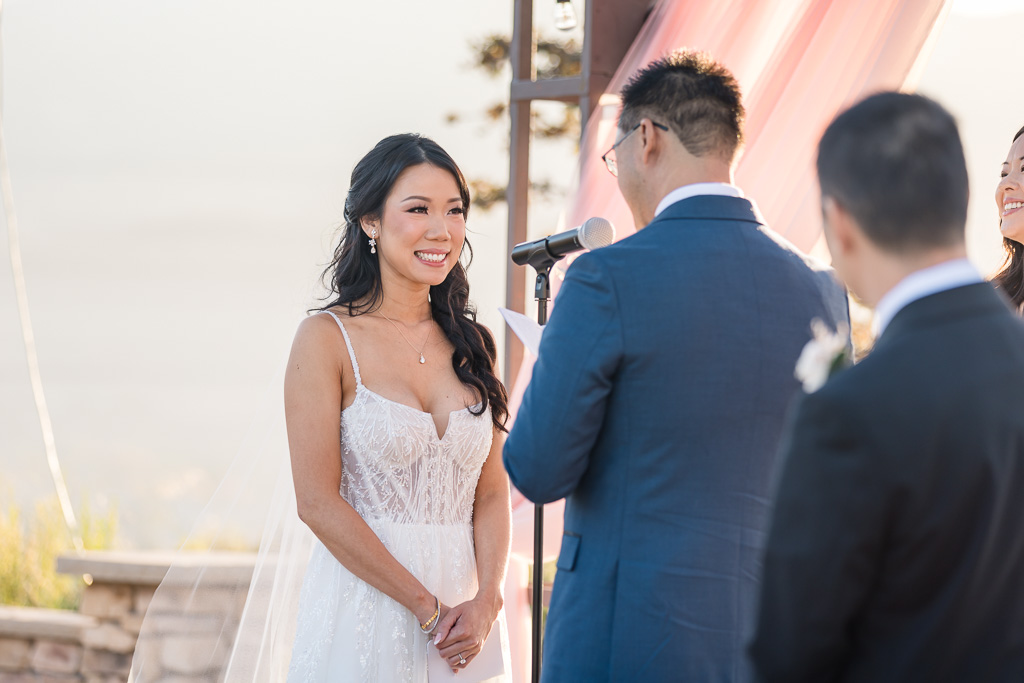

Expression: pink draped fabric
xmin=504 ymin=1 xmax=950 ymax=679
xmin=563 ymin=0 xmax=950 ymax=248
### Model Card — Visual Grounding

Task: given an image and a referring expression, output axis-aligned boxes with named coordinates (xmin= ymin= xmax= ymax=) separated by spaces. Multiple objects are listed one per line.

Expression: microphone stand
xmin=525 ymin=258 xmax=555 ymax=683
xmin=511 ymin=221 xmax=613 ymax=682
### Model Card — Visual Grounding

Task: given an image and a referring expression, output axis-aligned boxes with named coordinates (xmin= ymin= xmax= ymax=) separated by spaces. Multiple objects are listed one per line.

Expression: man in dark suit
xmin=502 ymin=50 xmax=848 ymax=682
xmin=750 ymin=92 xmax=1024 ymax=682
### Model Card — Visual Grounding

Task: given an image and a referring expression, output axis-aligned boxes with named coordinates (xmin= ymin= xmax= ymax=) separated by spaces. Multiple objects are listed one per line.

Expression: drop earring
xmin=369 ymin=229 xmax=377 ymax=254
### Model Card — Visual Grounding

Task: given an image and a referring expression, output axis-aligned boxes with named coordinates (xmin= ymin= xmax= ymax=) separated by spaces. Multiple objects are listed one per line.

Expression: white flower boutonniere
xmin=794 ymin=318 xmax=852 ymax=393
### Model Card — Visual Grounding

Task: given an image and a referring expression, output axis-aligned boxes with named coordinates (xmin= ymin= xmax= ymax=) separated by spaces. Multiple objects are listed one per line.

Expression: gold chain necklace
xmin=378 ymin=312 xmax=432 ymax=365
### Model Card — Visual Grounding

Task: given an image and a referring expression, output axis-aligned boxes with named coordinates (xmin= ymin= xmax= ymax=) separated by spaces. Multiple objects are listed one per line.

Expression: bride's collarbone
xmin=341 ymin=319 xmax=476 ymax=416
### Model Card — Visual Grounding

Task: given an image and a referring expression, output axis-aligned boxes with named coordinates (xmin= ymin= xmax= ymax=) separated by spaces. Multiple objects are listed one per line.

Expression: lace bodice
xmin=287 ymin=313 xmax=509 ymax=682
xmin=324 ymin=311 xmax=493 ymax=527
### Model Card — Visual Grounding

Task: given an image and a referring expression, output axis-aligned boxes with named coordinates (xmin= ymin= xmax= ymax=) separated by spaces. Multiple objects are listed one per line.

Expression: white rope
xmin=0 ymin=0 xmax=83 ymax=552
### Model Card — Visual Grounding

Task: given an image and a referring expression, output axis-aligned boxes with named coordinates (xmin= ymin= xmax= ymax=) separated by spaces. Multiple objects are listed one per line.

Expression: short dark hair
xmin=817 ymin=92 xmax=968 ymax=252
xmin=619 ymin=50 xmax=744 ymax=162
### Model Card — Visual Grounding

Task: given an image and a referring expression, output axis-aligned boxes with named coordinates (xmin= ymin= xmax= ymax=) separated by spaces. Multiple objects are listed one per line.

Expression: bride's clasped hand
xmin=433 ymin=591 xmax=504 ymax=666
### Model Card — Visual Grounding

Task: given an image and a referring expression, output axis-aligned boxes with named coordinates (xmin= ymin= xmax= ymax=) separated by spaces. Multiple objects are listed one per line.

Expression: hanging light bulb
xmin=553 ymin=0 xmax=578 ymax=31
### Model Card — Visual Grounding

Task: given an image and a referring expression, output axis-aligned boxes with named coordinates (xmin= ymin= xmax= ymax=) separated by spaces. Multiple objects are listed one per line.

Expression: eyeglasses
xmin=601 ymin=121 xmax=669 ymax=176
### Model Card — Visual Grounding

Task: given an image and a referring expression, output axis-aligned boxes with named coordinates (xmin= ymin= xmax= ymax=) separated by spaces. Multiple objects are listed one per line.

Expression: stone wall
xmin=0 ymin=605 xmax=96 ymax=682
xmin=0 ymin=551 xmax=256 ymax=683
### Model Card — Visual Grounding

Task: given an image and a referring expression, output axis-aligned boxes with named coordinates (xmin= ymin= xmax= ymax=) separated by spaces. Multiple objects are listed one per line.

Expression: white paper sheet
xmin=499 ymin=307 xmax=544 ymax=357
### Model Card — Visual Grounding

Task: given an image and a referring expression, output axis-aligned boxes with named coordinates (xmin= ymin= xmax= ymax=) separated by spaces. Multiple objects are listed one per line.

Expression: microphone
xmin=511 ymin=217 xmax=615 ymax=269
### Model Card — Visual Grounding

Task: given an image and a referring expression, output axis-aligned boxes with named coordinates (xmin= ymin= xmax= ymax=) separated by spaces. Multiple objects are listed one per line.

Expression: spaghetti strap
xmin=321 ymin=311 xmax=363 ymax=387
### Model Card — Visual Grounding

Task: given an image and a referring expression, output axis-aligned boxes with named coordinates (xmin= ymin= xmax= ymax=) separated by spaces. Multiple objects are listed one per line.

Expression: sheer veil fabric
xmin=130 ymin=0 xmax=950 ymax=680
xmin=128 ymin=363 xmax=315 ymax=681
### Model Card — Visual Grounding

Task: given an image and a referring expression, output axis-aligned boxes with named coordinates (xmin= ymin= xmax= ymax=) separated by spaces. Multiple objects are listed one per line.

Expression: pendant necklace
xmin=379 ymin=312 xmax=432 ymax=364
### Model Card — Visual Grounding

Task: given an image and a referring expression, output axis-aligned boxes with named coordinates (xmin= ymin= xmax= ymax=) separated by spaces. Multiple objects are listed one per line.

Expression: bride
xmin=285 ymin=133 xmax=513 ymax=680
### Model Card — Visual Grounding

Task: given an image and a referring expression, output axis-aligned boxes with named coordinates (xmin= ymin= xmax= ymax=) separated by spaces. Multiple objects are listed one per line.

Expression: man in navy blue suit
xmin=503 ymin=50 xmax=849 ymax=682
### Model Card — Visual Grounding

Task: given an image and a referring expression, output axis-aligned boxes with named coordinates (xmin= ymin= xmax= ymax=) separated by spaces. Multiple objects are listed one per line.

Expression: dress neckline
xmin=323 ymin=310 xmax=485 ymax=441
xmin=346 ymin=384 xmax=485 ymax=442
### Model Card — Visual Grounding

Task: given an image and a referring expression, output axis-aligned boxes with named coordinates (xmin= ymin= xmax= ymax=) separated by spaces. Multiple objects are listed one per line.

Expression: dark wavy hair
xmin=993 ymin=125 xmax=1024 ymax=310
xmin=316 ymin=133 xmax=508 ymax=431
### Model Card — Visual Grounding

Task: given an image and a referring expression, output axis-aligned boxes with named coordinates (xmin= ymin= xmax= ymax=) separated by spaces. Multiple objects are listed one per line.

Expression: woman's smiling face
xmin=366 ymin=163 xmax=467 ymax=288
xmin=997 ymin=133 xmax=1024 ymax=243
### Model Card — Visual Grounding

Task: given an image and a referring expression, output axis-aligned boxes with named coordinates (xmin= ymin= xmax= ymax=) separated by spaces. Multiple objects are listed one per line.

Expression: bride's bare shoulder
xmin=292 ymin=308 xmax=351 ymax=351
xmin=288 ymin=309 xmax=360 ymax=384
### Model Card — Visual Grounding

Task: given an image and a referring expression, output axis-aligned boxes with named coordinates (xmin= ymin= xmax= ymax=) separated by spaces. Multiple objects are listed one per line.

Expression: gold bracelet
xmin=419 ymin=595 xmax=440 ymax=634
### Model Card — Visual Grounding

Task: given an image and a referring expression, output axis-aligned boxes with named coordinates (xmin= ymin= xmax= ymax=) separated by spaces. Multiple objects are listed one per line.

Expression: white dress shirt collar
xmin=654 ymin=182 xmax=744 ymax=218
xmin=873 ymin=258 xmax=982 ymax=337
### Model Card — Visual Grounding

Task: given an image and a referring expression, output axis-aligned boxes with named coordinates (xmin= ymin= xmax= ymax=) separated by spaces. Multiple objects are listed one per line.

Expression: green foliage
xmin=468 ymin=180 xmax=510 ymax=212
xmin=0 ymin=496 xmax=118 ymax=609
xmin=449 ymin=33 xmax=583 ymax=211
xmin=469 ymin=178 xmax=555 ymax=212
xmin=468 ymin=34 xmax=581 ymax=81
xmin=463 ymin=33 xmax=582 ymax=140
xmin=179 ymin=528 xmax=258 ymax=552
xmin=525 ymin=559 xmax=558 ymax=644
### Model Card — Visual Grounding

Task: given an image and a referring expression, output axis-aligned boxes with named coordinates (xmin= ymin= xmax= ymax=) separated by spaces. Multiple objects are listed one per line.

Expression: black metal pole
xmin=531 ymin=267 xmax=551 ymax=683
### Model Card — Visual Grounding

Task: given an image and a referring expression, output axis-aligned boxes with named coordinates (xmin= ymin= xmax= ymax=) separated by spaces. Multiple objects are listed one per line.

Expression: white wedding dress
xmin=287 ymin=312 xmax=511 ymax=682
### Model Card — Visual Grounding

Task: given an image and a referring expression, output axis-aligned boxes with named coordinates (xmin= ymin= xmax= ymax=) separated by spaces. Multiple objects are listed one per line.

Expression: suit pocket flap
xmin=555 ymin=533 xmax=581 ymax=572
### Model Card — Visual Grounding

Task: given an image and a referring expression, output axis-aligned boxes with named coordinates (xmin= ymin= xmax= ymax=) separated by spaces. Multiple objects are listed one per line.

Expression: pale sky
xmin=1 ymin=0 xmax=1021 ymax=548
xmin=918 ymin=2 xmax=1024 ymax=278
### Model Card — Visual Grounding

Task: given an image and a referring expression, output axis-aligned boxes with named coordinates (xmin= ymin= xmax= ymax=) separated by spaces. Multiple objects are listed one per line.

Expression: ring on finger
xmin=459 ymin=652 xmax=467 ymax=665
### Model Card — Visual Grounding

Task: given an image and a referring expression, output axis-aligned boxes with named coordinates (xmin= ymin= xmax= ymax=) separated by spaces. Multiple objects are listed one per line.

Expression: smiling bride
xmin=284 ymin=134 xmax=512 ymax=681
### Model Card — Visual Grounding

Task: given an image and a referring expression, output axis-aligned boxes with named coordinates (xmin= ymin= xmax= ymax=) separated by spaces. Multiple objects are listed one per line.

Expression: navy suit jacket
xmin=503 ymin=195 xmax=849 ymax=682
